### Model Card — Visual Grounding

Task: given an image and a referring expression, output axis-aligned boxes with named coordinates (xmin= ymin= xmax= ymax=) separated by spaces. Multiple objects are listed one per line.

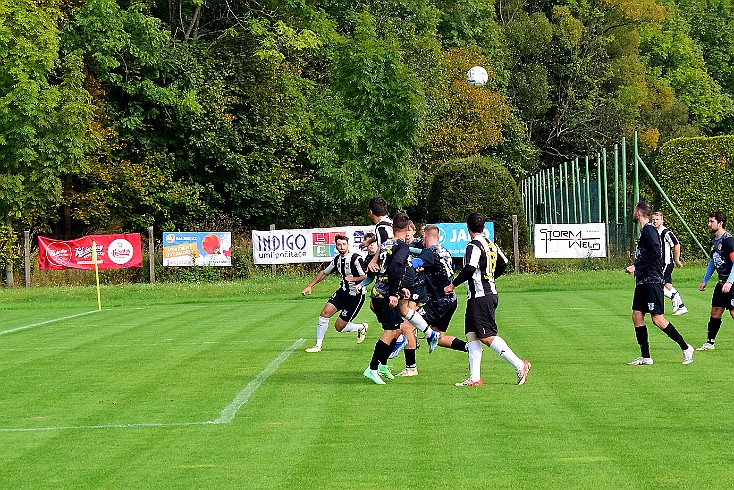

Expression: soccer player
xmin=445 ymin=213 xmax=531 ymax=387
xmin=697 ymin=211 xmax=734 ymax=350
xmin=625 ymin=202 xmax=693 ymax=365
xmin=652 ymin=211 xmax=688 ymax=315
xmin=361 ymin=196 xmax=394 ymax=273
xmin=395 ymin=225 xmax=467 ymax=377
xmin=363 ymin=213 xmax=438 ymax=384
xmin=301 ymin=234 xmax=368 ymax=352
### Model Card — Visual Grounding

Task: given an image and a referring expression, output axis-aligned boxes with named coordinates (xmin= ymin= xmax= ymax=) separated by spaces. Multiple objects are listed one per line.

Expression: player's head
xmin=392 ymin=212 xmax=411 ymax=233
xmin=364 ymin=232 xmax=378 ymax=254
xmin=467 ymin=212 xmax=485 ymax=234
xmin=334 ymin=234 xmax=349 ymax=255
xmin=652 ymin=211 xmax=664 ymax=229
xmin=709 ymin=211 xmax=726 ymax=233
xmin=368 ymin=196 xmax=388 ymax=219
xmin=424 ymin=225 xmax=440 ymax=246
xmin=633 ymin=201 xmax=652 ymax=224
xmin=406 ymin=220 xmax=416 ymax=242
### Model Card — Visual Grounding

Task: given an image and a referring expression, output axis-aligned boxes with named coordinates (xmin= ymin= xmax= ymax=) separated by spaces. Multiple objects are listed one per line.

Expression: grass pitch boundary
xmin=0 ymin=338 xmax=305 ymax=433
xmin=0 ymin=310 xmax=101 ymax=336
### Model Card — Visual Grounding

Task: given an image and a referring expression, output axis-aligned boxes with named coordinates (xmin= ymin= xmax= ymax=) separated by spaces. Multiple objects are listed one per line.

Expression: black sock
xmin=379 ymin=338 xmax=396 ymax=365
xmin=370 ymin=340 xmax=392 ymax=370
xmin=708 ymin=317 xmax=723 ymax=343
xmin=663 ymin=323 xmax=688 ymax=350
xmin=635 ymin=326 xmax=650 ymax=358
xmin=451 ymin=338 xmax=467 ymax=352
xmin=405 ymin=348 xmax=416 ymax=368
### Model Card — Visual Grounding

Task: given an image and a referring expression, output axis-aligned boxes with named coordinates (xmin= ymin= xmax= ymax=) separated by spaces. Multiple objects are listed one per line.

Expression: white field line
xmin=0 ymin=310 xmax=100 ymax=336
xmin=212 ymin=337 xmax=305 ymax=424
xmin=0 ymin=338 xmax=305 ymax=432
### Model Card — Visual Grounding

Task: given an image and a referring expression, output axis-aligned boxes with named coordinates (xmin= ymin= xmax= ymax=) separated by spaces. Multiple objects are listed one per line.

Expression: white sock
xmin=664 ymin=287 xmax=674 ymax=299
xmin=315 ymin=316 xmax=329 ymax=347
xmin=406 ymin=308 xmax=435 ymax=337
xmin=340 ymin=322 xmax=360 ymax=333
xmin=490 ymin=336 xmax=524 ymax=371
xmin=467 ymin=340 xmax=483 ymax=382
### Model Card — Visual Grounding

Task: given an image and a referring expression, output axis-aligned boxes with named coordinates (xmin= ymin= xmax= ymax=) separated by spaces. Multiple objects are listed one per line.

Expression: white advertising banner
xmin=252 ymin=226 xmax=375 ymax=264
xmin=534 ymin=223 xmax=607 ymax=258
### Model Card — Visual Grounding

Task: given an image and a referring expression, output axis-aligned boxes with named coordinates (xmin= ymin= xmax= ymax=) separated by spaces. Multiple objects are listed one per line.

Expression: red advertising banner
xmin=38 ymin=234 xmax=143 ymax=270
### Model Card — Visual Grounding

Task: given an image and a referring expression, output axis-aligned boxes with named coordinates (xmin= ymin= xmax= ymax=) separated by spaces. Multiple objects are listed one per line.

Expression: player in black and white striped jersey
xmin=301 ymin=234 xmax=369 ymax=352
xmin=652 ymin=212 xmax=687 ymax=315
xmin=360 ymin=196 xmax=394 ymax=273
xmin=445 ymin=212 xmax=531 ymax=387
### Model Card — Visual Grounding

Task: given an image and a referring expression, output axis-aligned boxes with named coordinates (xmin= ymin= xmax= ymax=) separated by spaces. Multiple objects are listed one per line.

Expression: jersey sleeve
xmin=322 ymin=256 xmax=337 ymax=275
xmin=667 ymin=230 xmax=680 ymax=246
xmin=351 ymin=253 xmax=366 ymax=277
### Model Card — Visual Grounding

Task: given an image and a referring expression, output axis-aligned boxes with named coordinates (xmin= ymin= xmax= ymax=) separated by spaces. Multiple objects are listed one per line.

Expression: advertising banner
xmin=162 ymin=232 xmax=232 ymax=266
xmin=38 ymin=234 xmax=142 ymax=270
xmin=434 ymin=222 xmax=494 ymax=258
xmin=534 ymin=223 xmax=607 ymax=258
xmin=252 ymin=226 xmax=374 ymax=264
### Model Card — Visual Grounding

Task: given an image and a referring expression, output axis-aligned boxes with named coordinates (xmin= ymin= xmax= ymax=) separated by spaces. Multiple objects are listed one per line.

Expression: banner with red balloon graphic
xmin=162 ymin=232 xmax=232 ymax=266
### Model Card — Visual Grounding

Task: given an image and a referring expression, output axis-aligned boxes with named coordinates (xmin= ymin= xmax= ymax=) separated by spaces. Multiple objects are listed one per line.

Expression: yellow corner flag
xmin=92 ymin=240 xmax=102 ymax=311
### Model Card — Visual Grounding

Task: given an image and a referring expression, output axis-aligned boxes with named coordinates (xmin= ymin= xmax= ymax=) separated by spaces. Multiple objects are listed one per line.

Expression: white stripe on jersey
xmin=322 ymin=252 xmax=365 ymax=296
xmin=658 ymin=227 xmax=679 ymax=266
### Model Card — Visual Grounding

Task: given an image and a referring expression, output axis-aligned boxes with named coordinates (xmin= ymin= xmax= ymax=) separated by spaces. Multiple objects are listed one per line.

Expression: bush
xmin=654 ymin=135 xmax=734 ymax=260
xmin=427 ymin=155 xmax=529 ymax=253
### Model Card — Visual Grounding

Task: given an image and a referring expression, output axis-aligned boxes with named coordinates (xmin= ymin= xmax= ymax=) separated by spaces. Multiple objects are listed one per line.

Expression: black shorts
xmin=663 ymin=263 xmax=674 ymax=284
xmin=465 ymin=295 xmax=498 ymax=338
xmin=632 ymin=283 xmax=664 ymax=315
xmin=712 ymin=282 xmax=734 ymax=310
xmin=371 ymin=296 xmax=403 ymax=330
xmin=328 ymin=289 xmax=365 ymax=323
xmin=417 ymin=296 xmax=457 ymax=332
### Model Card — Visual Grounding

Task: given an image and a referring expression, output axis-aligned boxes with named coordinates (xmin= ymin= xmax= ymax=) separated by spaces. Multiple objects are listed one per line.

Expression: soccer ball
xmin=466 ymin=66 xmax=488 ymax=86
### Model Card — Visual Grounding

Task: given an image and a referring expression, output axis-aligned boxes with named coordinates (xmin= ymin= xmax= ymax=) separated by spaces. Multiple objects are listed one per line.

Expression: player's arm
xmin=724 ymin=248 xmax=734 ymax=293
xmin=446 ymin=244 xmax=478 ymax=293
xmin=359 ymin=236 xmax=375 ymax=250
xmin=700 ymin=259 xmax=715 ymax=290
xmin=301 ymin=270 xmax=327 ymax=295
xmin=673 ymin=243 xmax=683 ymax=268
xmin=494 ymin=246 xmax=508 ymax=278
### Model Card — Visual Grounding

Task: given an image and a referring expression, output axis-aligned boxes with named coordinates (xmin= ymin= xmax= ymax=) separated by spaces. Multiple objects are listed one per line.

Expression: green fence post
xmin=570 ymin=159 xmax=578 ymax=223
xmin=633 ymin=131 xmax=639 ymax=206
xmin=597 ymin=153 xmax=602 ymax=222
xmin=575 ymin=158 xmax=583 ymax=223
xmin=564 ymin=161 xmax=570 ymax=223
xmin=584 ymin=155 xmax=591 ymax=223
xmin=551 ymin=167 xmax=557 ymax=224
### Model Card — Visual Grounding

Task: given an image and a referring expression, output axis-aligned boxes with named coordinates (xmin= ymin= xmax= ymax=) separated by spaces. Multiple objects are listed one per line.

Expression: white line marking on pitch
xmin=0 ymin=310 xmax=101 ymax=336
xmin=0 ymin=338 xmax=305 ymax=432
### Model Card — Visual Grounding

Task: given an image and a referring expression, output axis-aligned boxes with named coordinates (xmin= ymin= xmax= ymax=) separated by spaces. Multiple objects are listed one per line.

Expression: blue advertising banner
xmin=162 ymin=232 xmax=232 ymax=266
xmin=434 ymin=222 xmax=494 ymax=257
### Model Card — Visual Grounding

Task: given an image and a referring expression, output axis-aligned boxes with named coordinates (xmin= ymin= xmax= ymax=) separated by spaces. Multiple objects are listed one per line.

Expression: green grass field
xmin=1 ymin=269 xmax=732 ymax=489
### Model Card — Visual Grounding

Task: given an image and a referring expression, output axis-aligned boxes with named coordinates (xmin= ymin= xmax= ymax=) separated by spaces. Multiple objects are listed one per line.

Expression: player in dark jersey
xmin=625 ymin=202 xmax=693 ymax=365
xmin=652 ymin=212 xmax=687 ymax=315
xmin=697 ymin=211 xmax=734 ymax=350
xmin=363 ymin=213 xmax=439 ymax=384
xmin=394 ymin=225 xmax=468 ymax=377
xmin=301 ymin=234 xmax=368 ymax=352
xmin=445 ymin=213 xmax=531 ymax=387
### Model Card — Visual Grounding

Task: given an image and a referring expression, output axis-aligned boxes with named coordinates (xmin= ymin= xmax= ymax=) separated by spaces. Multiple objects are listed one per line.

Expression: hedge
xmin=655 ymin=134 xmax=734 ymax=260
xmin=427 ymin=155 xmax=528 ymax=252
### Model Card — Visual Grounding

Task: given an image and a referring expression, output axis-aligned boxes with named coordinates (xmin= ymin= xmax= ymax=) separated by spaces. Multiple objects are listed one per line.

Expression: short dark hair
xmin=364 ymin=232 xmax=376 ymax=241
xmin=467 ymin=212 xmax=485 ymax=233
xmin=424 ymin=224 xmax=439 ymax=237
xmin=334 ymin=234 xmax=349 ymax=244
xmin=710 ymin=211 xmax=727 ymax=227
xmin=635 ymin=201 xmax=652 ymax=219
xmin=392 ymin=212 xmax=411 ymax=232
xmin=369 ymin=196 xmax=388 ymax=217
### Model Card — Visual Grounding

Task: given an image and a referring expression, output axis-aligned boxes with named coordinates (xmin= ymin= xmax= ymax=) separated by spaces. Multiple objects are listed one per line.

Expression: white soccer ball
xmin=466 ymin=66 xmax=489 ymax=86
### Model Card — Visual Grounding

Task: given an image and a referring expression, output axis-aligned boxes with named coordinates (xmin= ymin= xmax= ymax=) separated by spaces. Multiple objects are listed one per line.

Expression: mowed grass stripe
xmin=0 ymin=303 xmax=306 ymax=429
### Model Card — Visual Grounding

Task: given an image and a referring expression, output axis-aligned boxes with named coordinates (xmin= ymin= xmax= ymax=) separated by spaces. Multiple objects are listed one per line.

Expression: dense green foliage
xmin=655 ymin=134 xmax=734 ymax=258
xmin=428 ymin=156 xmax=528 ymax=250
xmin=2 ymin=0 xmax=734 ymax=263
